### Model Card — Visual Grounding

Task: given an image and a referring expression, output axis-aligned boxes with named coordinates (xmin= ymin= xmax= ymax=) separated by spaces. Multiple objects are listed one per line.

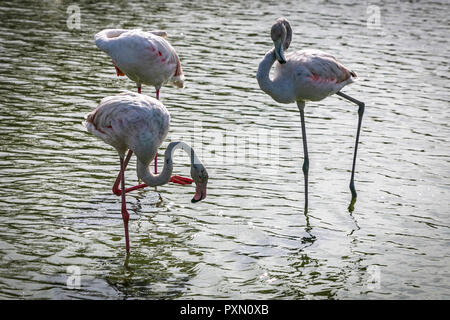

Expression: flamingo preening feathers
xmin=94 ymin=29 xmax=185 ymax=95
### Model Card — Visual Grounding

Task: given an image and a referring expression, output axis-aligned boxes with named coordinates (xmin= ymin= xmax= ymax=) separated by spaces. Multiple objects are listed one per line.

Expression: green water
xmin=0 ymin=0 xmax=449 ymax=299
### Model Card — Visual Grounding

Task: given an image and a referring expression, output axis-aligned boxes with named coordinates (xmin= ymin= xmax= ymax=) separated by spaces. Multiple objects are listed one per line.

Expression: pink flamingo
xmin=94 ymin=28 xmax=192 ymax=188
xmin=84 ymin=92 xmax=209 ymax=252
xmin=257 ymin=18 xmax=365 ymax=212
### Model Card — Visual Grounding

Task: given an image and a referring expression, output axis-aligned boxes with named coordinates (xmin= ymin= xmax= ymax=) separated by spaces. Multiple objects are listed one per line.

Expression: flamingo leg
xmin=113 ymin=150 xmax=132 ymax=195
xmin=297 ymin=101 xmax=309 ymax=213
xmin=154 ymin=89 xmax=159 ymax=175
xmin=112 ymin=150 xmax=149 ymax=196
xmin=120 ymin=156 xmax=130 ymax=253
xmin=336 ymin=91 xmax=365 ymax=212
xmin=154 ymin=150 xmax=157 ymax=174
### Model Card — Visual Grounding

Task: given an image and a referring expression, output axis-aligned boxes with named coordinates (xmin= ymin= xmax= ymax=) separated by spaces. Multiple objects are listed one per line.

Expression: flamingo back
xmin=84 ymin=91 xmax=170 ymax=164
xmin=94 ymin=29 xmax=184 ymax=89
xmin=275 ymin=49 xmax=356 ymax=101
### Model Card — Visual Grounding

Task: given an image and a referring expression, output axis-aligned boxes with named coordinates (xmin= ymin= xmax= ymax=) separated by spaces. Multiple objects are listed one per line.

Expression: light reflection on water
xmin=0 ymin=0 xmax=449 ymax=299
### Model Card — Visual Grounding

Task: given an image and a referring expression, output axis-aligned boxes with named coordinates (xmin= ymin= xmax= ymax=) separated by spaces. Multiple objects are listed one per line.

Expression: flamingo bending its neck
xmin=256 ymin=18 xmax=365 ymax=212
xmin=94 ymin=28 xmax=192 ymax=187
xmin=94 ymin=28 xmax=184 ymax=94
xmin=84 ymin=92 xmax=209 ymax=253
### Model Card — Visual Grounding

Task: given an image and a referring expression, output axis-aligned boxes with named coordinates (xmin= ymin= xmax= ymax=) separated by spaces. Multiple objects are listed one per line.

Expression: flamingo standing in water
xmin=84 ymin=92 xmax=209 ymax=252
xmin=257 ymin=18 xmax=365 ymax=212
xmin=94 ymin=28 xmax=192 ymax=188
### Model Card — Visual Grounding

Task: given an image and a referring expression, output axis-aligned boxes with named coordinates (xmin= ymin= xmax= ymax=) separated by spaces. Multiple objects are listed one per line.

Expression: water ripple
xmin=0 ymin=0 xmax=448 ymax=299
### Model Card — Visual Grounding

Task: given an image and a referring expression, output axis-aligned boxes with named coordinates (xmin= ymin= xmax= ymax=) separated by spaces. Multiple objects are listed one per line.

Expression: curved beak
xmin=191 ymin=183 xmax=207 ymax=203
xmin=274 ymin=39 xmax=286 ymax=64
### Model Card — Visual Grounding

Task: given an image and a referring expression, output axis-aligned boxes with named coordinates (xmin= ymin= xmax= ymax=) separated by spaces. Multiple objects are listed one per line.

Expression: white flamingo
xmin=84 ymin=92 xmax=208 ymax=252
xmin=94 ymin=28 xmax=184 ymax=95
xmin=256 ymin=18 xmax=365 ymax=212
xmin=94 ymin=28 xmax=192 ymax=186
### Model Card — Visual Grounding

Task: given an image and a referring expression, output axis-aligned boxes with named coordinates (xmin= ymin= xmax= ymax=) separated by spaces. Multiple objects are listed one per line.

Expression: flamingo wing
xmin=84 ymin=92 xmax=170 ymax=161
xmin=288 ymin=49 xmax=355 ymax=83
xmin=277 ymin=49 xmax=356 ymax=101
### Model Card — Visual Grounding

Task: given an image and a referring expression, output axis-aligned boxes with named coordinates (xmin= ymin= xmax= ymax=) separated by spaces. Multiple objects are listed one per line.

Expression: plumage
xmin=85 ymin=92 xmax=169 ymax=164
xmin=94 ymin=29 xmax=184 ymax=90
xmin=94 ymin=28 xmax=191 ymax=184
xmin=285 ymin=49 xmax=355 ymax=97
xmin=258 ymin=48 xmax=356 ymax=103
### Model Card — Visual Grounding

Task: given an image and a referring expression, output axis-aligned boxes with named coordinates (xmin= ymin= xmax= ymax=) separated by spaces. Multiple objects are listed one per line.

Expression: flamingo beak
xmin=274 ymin=39 xmax=286 ymax=64
xmin=191 ymin=184 xmax=207 ymax=203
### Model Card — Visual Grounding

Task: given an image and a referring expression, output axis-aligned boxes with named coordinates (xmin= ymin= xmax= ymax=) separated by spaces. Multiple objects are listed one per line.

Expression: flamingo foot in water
xmin=170 ymin=175 xmax=194 ymax=185
xmin=113 ymin=176 xmax=192 ymax=196
xmin=113 ymin=176 xmax=192 ymax=195
xmin=122 ymin=205 xmax=130 ymax=253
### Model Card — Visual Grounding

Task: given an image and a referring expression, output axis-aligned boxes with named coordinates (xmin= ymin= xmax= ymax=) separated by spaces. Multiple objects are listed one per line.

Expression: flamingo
xmin=84 ymin=91 xmax=209 ymax=253
xmin=256 ymin=18 xmax=365 ymax=212
xmin=94 ymin=28 xmax=192 ymax=187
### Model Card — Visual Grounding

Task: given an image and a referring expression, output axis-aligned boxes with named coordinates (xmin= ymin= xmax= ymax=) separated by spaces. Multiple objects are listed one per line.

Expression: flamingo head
xmin=190 ymin=163 xmax=209 ymax=203
xmin=171 ymin=58 xmax=185 ymax=88
xmin=271 ymin=17 xmax=292 ymax=64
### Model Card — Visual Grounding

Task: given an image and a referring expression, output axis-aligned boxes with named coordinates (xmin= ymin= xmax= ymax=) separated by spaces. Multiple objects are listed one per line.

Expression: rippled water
xmin=0 ymin=0 xmax=449 ymax=299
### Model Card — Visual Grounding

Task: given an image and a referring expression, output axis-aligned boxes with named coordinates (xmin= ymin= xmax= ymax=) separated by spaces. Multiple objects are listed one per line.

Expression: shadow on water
xmin=282 ymin=203 xmax=363 ymax=299
xmin=347 ymin=209 xmax=360 ymax=237
xmin=301 ymin=208 xmax=317 ymax=248
xmin=103 ymin=193 xmax=203 ymax=299
xmin=281 ymin=208 xmax=335 ymax=299
xmin=106 ymin=248 xmax=199 ymax=299
xmin=348 ymin=196 xmax=357 ymax=213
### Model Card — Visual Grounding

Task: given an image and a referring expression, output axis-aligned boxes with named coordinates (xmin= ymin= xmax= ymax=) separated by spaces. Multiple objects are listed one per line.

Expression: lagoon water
xmin=0 ymin=0 xmax=449 ymax=299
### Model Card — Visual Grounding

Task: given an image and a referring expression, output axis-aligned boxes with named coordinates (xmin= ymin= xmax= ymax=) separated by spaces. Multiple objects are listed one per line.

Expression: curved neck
xmin=136 ymin=141 xmax=198 ymax=187
xmin=257 ymin=49 xmax=291 ymax=103
xmin=283 ymin=21 xmax=292 ymax=50
xmin=94 ymin=29 xmax=127 ymax=52
xmin=257 ymin=49 xmax=276 ymax=93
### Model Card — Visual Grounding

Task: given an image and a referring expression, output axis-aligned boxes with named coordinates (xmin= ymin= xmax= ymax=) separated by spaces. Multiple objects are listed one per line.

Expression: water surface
xmin=0 ymin=0 xmax=449 ymax=299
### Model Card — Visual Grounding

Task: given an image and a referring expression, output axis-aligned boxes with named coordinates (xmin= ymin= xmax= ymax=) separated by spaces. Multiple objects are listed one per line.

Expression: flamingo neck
xmin=94 ymin=29 xmax=127 ymax=52
xmin=257 ymin=49 xmax=293 ymax=104
xmin=136 ymin=141 xmax=198 ymax=187
xmin=171 ymin=55 xmax=185 ymax=88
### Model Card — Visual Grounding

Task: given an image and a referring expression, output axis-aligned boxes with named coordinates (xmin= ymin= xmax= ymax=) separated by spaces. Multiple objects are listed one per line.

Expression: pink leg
xmin=170 ymin=176 xmax=194 ymax=184
xmin=113 ymin=150 xmax=132 ymax=196
xmin=154 ymin=88 xmax=159 ymax=175
xmin=113 ymin=150 xmax=148 ymax=196
xmin=120 ymin=157 xmax=130 ymax=253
